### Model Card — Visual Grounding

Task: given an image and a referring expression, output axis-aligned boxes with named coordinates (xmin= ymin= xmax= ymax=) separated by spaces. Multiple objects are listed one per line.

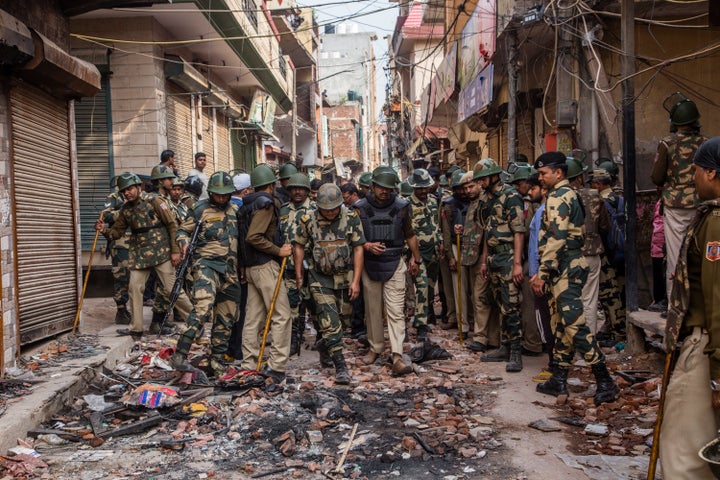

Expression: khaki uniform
xmin=103 ymin=192 xmax=131 ymax=309
xmin=660 ymin=198 xmax=720 ymax=479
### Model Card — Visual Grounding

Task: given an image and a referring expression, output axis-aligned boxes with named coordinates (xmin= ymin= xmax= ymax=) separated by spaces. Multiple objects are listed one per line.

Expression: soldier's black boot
xmin=592 ymin=362 xmax=620 ymax=405
xmin=536 ymin=363 xmax=569 ymax=397
xmin=506 ymin=342 xmax=523 ymax=373
xmin=149 ymin=311 xmax=174 ymax=335
xmin=290 ymin=316 xmax=304 ymax=357
xmin=481 ymin=344 xmax=510 ymax=362
xmin=115 ymin=306 xmax=131 ymax=325
xmin=331 ymin=352 xmax=351 ymax=385
xmin=416 ymin=324 xmax=429 ymax=341
xmin=317 ymin=341 xmax=333 ymax=368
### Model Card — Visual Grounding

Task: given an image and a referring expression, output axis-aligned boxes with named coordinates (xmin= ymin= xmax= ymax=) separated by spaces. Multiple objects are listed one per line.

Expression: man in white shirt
xmin=188 ymin=152 xmax=209 ymax=199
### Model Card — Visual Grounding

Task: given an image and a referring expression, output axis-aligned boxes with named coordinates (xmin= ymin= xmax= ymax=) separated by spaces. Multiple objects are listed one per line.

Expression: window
xmin=244 ymin=0 xmax=258 ymax=30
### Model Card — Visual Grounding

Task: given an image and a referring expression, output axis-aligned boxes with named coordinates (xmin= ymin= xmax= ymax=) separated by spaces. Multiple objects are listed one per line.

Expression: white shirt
xmin=188 ymin=168 xmax=208 ymax=199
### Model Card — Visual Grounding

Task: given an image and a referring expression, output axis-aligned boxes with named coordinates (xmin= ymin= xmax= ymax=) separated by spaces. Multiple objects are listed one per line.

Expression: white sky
xmin=298 ymin=0 xmax=398 ymax=120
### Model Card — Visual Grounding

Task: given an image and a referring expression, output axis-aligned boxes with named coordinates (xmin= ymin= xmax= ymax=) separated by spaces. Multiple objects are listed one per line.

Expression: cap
xmin=694 ymin=136 xmax=720 ymax=171
xmin=534 ymin=151 xmax=567 ymax=169
xmin=587 ymin=168 xmax=612 ymax=182
xmin=233 ymin=173 xmax=251 ymax=191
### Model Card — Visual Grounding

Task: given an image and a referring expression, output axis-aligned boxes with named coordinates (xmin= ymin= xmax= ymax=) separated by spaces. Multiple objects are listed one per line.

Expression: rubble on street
xmin=0 ymin=324 xmax=666 ymax=480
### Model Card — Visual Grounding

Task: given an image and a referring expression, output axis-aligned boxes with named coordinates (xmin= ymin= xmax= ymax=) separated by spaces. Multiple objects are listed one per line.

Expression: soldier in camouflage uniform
xmin=294 ymin=184 xmax=366 ymax=384
xmin=96 ymin=172 xmax=193 ymax=338
xmin=474 ymin=159 xmax=525 ymax=372
xmin=588 ymin=168 xmax=626 ymax=340
xmin=567 ymin=158 xmax=610 ymax=334
xmin=276 ymin=163 xmax=298 ymax=205
xmin=183 ymin=175 xmax=203 ymax=210
xmin=279 ymin=173 xmax=314 ymax=357
xmin=103 ymin=186 xmax=132 ymax=325
xmin=438 ymin=170 xmax=467 ymax=332
xmin=357 ymin=171 xmax=372 ymax=198
xmin=171 ymin=172 xmax=241 ymax=377
xmin=530 ymin=152 xmax=619 ymax=405
xmin=651 ymin=92 xmax=708 ymax=302
xmin=169 ymin=176 xmax=189 ymax=221
xmin=660 ymin=136 xmax=720 ymax=479
xmin=406 ymin=169 xmax=441 ymax=340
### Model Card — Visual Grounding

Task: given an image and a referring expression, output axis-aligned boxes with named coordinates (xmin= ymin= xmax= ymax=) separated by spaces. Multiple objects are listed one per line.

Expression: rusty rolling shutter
xmin=166 ymin=83 xmax=194 ymax=176
xmin=9 ymin=83 xmax=78 ymax=344
xmin=216 ymin=111 xmax=231 ymax=172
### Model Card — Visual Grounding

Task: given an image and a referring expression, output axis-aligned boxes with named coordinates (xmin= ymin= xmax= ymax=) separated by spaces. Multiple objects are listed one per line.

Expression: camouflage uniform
xmin=103 ymin=192 xmax=131 ymax=312
xmin=481 ymin=183 xmax=525 ymax=345
xmin=175 ymin=199 xmax=241 ymax=368
xmin=104 ymin=192 xmax=193 ymax=334
xmin=409 ymin=193 xmax=441 ymax=328
xmin=151 ymin=190 xmax=183 ymax=318
xmin=597 ymin=186 xmax=626 ymax=335
xmin=280 ymin=198 xmax=314 ymax=350
xmin=660 ymin=198 xmax=720 ymax=479
xmin=574 ymin=186 xmax=610 ymax=333
xmin=440 ymin=194 xmax=469 ymax=331
xmin=294 ymin=206 xmax=366 ymax=354
xmin=539 ymin=179 xmax=604 ymax=367
xmin=652 ymin=130 xmax=708 ymax=300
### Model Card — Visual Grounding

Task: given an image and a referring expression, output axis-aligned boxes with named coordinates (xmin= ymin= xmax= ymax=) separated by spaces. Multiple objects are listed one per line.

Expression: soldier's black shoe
xmin=467 ymin=341 xmax=487 ymax=352
xmin=317 ymin=343 xmax=334 ymax=368
xmin=331 ymin=352 xmax=351 ymax=385
xmin=536 ymin=364 xmax=569 ymax=397
xmin=506 ymin=343 xmax=523 ymax=373
xmin=261 ymin=365 xmax=286 ymax=384
xmin=591 ymin=362 xmax=620 ymax=405
xmin=482 ymin=345 xmax=510 ymax=362
xmin=290 ymin=317 xmax=304 ymax=357
xmin=115 ymin=307 xmax=132 ymax=325
xmin=116 ymin=328 xmax=142 ymax=339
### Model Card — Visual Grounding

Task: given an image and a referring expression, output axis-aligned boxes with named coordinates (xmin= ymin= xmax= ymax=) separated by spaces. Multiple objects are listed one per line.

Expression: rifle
xmin=157 ymin=220 xmax=202 ymax=337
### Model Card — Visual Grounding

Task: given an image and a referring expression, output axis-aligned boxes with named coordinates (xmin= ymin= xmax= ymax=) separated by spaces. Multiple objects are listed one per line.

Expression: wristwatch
xmin=413 ymin=257 xmax=423 ymax=264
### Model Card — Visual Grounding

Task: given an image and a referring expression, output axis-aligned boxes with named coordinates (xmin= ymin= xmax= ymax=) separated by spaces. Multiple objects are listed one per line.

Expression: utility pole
xmin=556 ymin=1 xmax=574 ymax=140
xmin=621 ymin=0 xmax=638 ymax=312
xmin=291 ymin=68 xmax=297 ymax=165
xmin=507 ymin=30 xmax=518 ymax=164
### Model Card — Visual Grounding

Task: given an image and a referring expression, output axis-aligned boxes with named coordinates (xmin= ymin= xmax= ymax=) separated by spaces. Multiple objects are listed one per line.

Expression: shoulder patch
xmin=159 ymin=203 xmax=167 ymax=210
xmin=707 ymin=242 xmax=720 ymax=262
xmin=300 ymin=214 xmax=309 ymax=223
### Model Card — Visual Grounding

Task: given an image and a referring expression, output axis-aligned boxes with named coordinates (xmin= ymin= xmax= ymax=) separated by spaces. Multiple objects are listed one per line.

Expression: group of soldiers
xmin=94 ymin=146 xmax=628 ymax=406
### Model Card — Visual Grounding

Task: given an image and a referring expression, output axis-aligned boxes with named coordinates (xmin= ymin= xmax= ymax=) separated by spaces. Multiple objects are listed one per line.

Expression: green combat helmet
xmin=251 ymin=164 xmax=278 ymax=189
xmin=439 ymin=174 xmax=449 ymax=187
xmin=358 ymin=171 xmax=372 ymax=188
xmin=372 ymin=166 xmax=399 ymax=189
xmin=473 ymin=158 xmax=502 ymax=180
xmin=207 ymin=171 xmax=235 ymax=194
xmin=446 ymin=164 xmax=462 ymax=178
xmin=596 ymin=158 xmax=619 ymax=178
xmin=286 ymin=172 xmax=311 ymax=190
xmin=587 ymin=168 xmax=612 ymax=183
xmin=663 ymin=92 xmax=700 ymax=127
xmin=151 ymin=165 xmax=176 ymax=180
xmin=117 ymin=172 xmax=142 ymax=191
xmin=316 ymin=183 xmax=343 ymax=210
xmin=407 ymin=168 xmax=434 ymax=188
xmin=450 ymin=169 xmax=467 ymax=188
xmin=171 ymin=176 xmax=185 ymax=188
xmin=278 ymin=163 xmax=298 ymax=180
xmin=399 ymin=179 xmax=413 ymax=196
xmin=507 ymin=162 xmax=537 ymax=184
xmin=566 ymin=157 xmax=588 ymax=180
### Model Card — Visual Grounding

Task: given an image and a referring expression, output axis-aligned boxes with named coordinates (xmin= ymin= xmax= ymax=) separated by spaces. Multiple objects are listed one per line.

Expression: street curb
xmin=0 ymin=326 xmax=134 ymax=455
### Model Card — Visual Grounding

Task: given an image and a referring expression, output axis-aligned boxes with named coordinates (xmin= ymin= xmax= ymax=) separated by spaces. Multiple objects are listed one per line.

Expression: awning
xmin=231 ymin=121 xmax=279 ymax=142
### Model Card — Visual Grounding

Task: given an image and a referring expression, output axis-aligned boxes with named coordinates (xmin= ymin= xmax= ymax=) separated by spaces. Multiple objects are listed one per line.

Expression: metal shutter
xmin=76 ymin=82 xmax=111 ymax=250
xmin=216 ymin=111 xmax=231 ymax=172
xmin=166 ymin=83 xmax=194 ymax=177
xmin=9 ymin=83 xmax=78 ymax=344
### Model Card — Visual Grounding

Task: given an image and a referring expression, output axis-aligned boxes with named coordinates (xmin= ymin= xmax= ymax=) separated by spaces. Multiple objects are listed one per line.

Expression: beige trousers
xmin=582 ymin=255 xmax=602 ymax=334
xmin=363 ymin=261 xmax=407 ymax=356
xmin=128 ymin=260 xmax=192 ymax=334
xmin=664 ymin=206 xmax=696 ymax=300
xmin=241 ymin=261 xmax=292 ymax=372
xmin=470 ymin=262 xmax=499 ymax=346
xmin=660 ymin=327 xmax=718 ymax=480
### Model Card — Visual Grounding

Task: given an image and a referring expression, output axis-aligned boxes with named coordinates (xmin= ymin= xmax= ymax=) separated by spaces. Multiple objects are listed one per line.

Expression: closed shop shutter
xmin=9 ymin=83 xmax=78 ymax=344
xmin=76 ymin=80 xmax=111 ymax=250
xmin=201 ymin=106 xmax=215 ymax=173
xmin=232 ymin=132 xmax=257 ymax=173
xmin=166 ymin=83 xmax=194 ymax=176
xmin=216 ymin=111 xmax=231 ymax=173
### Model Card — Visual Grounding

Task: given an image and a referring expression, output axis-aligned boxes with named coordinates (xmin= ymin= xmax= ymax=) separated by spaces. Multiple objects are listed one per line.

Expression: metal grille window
xmin=244 ymin=0 xmax=257 ymax=30
xmin=279 ymin=51 xmax=286 ymax=80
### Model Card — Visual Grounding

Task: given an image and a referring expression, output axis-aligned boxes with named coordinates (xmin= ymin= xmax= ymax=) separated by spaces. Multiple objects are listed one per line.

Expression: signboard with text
xmin=457 ymin=64 xmax=493 ymax=123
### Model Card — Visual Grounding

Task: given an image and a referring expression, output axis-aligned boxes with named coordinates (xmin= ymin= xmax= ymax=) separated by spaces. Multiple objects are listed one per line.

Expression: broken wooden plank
xmin=26 ymin=429 xmax=81 ymax=442
xmin=105 ymin=413 xmax=162 ymax=438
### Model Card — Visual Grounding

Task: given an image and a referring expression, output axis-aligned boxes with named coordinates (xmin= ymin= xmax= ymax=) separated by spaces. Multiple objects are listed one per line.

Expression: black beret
xmin=694 ymin=137 xmax=720 ymax=171
xmin=534 ymin=151 xmax=567 ymax=169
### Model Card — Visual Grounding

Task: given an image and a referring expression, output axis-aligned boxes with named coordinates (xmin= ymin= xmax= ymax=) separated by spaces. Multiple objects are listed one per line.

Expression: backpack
xmin=603 ymin=195 xmax=625 ymax=266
